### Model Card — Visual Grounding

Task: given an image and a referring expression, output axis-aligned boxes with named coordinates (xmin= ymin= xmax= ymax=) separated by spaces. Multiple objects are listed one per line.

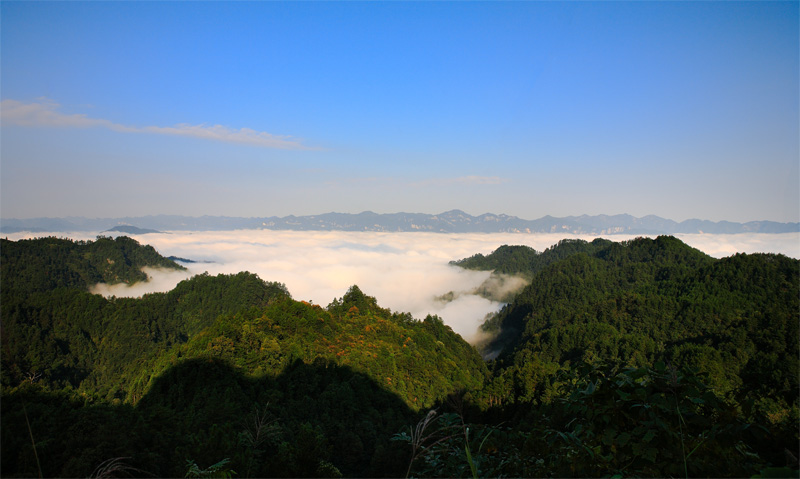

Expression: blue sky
xmin=1 ymin=1 xmax=797 ymax=222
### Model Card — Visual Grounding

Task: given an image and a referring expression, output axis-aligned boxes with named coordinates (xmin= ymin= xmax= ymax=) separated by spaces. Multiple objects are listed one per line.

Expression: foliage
xmin=1 ymin=235 xmax=797 ymax=477
xmin=185 ymin=458 xmax=236 ymax=478
xmin=1 ymin=237 xmax=486 ymax=477
xmin=545 ymin=361 xmax=767 ymax=477
xmin=461 ymin=235 xmax=799 ymax=474
xmin=0 ymin=236 xmax=184 ymax=294
xmin=473 ymin=238 xmax=798 ymax=418
xmin=395 ymin=362 xmax=777 ymax=478
xmin=127 ymin=289 xmax=487 ymax=411
xmin=90 ymin=456 xmax=149 ymax=478
xmin=451 ymin=239 xmax=614 ymax=279
xmin=1 ymin=270 xmax=290 ymax=399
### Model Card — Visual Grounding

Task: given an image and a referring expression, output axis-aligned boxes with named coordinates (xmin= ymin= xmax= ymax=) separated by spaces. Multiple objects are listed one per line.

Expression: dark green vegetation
xmin=456 ymin=237 xmax=799 ymax=476
xmin=1 ymin=236 xmax=184 ymax=293
xmin=450 ymin=240 xmax=614 ymax=279
xmin=1 ymin=237 xmax=485 ymax=477
xmin=1 ymin=235 xmax=798 ymax=477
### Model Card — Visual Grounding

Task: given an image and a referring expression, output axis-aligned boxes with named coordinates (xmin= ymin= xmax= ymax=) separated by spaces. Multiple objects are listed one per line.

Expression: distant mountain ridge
xmin=103 ymin=225 xmax=161 ymax=235
xmin=2 ymin=210 xmax=797 ymax=234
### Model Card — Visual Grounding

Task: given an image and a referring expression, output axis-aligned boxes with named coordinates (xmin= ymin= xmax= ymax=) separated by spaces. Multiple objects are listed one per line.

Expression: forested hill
xmin=450 ymin=238 xmax=615 ymax=278
xmin=460 ymin=237 xmax=797 ymax=379
xmin=0 ymin=236 xmax=184 ymax=293
xmin=2 ymin=235 xmax=798 ymax=477
xmin=1 ymin=237 xmax=486 ymax=477
xmin=453 ymin=235 xmax=799 ymax=474
xmin=457 ymin=236 xmax=797 ymax=401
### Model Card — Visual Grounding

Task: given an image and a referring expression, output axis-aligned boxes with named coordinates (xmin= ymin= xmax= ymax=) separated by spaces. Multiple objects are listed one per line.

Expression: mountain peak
xmin=440 ymin=209 xmax=468 ymax=216
xmin=2 ymin=212 xmax=798 ymax=235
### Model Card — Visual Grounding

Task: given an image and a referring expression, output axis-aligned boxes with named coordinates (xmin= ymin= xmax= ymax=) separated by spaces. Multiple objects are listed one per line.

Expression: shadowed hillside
xmin=2 ymin=234 xmax=797 ymax=477
xmin=2 ymin=359 xmax=415 ymax=477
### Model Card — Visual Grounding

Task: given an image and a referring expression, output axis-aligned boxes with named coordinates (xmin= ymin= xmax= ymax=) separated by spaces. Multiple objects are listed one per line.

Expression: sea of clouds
xmin=6 ymin=230 xmax=799 ymax=342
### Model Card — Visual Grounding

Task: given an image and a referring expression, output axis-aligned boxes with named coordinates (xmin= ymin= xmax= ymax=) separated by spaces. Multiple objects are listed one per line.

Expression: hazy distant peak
xmin=1 ymin=212 xmax=798 ymax=235
xmin=103 ymin=225 xmax=161 ymax=235
xmin=441 ymin=209 xmax=469 ymax=216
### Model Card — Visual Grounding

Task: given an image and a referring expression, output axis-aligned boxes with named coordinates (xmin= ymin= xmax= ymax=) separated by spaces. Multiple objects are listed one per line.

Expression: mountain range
xmin=2 ymin=210 xmax=797 ymax=235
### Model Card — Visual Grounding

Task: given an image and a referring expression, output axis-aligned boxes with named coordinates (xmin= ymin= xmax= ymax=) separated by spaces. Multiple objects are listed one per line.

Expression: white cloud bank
xmin=0 ymin=98 xmax=310 ymax=149
xmin=6 ymin=230 xmax=799 ymax=342
xmin=88 ymin=266 xmax=195 ymax=298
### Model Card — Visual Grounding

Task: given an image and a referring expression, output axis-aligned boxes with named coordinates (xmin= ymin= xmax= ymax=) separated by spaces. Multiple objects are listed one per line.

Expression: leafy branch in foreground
xmin=547 ymin=361 xmax=768 ymax=477
xmin=239 ymin=403 xmax=280 ymax=478
xmin=185 ymin=458 xmax=236 ymax=479
xmin=391 ymin=409 xmax=459 ymax=478
xmin=90 ymin=457 xmax=152 ymax=479
xmin=393 ymin=403 xmax=519 ymax=479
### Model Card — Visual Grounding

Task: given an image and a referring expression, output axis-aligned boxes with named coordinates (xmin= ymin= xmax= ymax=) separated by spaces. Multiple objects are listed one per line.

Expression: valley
xmin=1 ymin=235 xmax=797 ymax=477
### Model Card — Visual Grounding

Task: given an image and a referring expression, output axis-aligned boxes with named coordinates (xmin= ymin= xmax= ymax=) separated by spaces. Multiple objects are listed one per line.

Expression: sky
xmin=1 ymin=1 xmax=798 ymax=223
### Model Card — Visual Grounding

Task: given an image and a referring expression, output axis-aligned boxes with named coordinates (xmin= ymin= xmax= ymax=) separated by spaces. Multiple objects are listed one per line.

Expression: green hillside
xmin=450 ymin=238 xmax=614 ymax=278
xmin=453 ymin=235 xmax=799 ymax=476
xmin=1 ymin=237 xmax=487 ymax=477
xmin=1 ymin=235 xmax=797 ymax=477
xmin=462 ymin=237 xmax=797 ymax=407
xmin=1 ymin=236 xmax=184 ymax=293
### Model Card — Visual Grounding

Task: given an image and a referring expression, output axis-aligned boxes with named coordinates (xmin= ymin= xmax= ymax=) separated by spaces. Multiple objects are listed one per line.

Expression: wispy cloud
xmin=411 ymin=175 xmax=508 ymax=187
xmin=0 ymin=98 xmax=311 ymax=149
xmin=1 ymin=98 xmax=118 ymax=129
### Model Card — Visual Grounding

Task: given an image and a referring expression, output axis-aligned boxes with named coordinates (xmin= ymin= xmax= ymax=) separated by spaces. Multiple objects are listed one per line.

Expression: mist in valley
xmin=7 ymin=230 xmax=799 ymax=342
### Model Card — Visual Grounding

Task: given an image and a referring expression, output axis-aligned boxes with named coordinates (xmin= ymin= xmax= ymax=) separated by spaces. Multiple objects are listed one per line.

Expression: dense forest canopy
xmin=1 ymin=235 xmax=797 ymax=477
xmin=450 ymin=238 xmax=614 ymax=279
xmin=455 ymin=237 xmax=798 ymax=473
xmin=0 ymin=236 xmax=184 ymax=293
